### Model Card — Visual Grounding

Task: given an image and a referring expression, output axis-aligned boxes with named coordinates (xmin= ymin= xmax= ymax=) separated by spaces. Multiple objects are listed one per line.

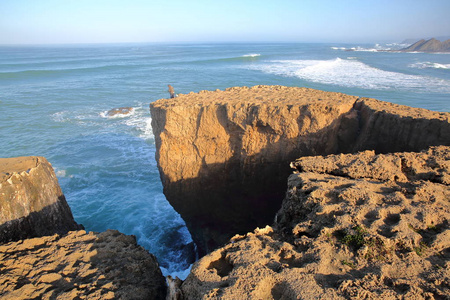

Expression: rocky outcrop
xmin=150 ymin=85 xmax=450 ymax=255
xmin=0 ymin=229 xmax=167 ymax=299
xmin=106 ymin=107 xmax=134 ymax=117
xmin=0 ymin=156 xmax=82 ymax=243
xmin=400 ymin=38 xmax=450 ymax=52
xmin=181 ymin=146 xmax=450 ymax=299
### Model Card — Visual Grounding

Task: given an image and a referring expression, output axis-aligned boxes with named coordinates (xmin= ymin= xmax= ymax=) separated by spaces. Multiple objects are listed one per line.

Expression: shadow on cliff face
xmin=0 ymin=229 xmax=167 ymax=299
xmin=156 ymin=99 xmax=450 ymax=256
xmin=0 ymin=197 xmax=83 ymax=244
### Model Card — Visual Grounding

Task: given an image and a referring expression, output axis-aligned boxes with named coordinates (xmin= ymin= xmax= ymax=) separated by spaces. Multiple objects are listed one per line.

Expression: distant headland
xmin=400 ymin=38 xmax=450 ymax=53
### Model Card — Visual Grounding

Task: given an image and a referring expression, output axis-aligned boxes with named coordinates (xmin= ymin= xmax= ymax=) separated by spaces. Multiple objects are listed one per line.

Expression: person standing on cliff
xmin=168 ymin=84 xmax=176 ymax=98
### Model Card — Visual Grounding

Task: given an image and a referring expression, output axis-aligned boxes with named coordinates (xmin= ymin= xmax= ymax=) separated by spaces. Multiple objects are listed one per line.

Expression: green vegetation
xmin=341 ymin=225 xmax=368 ymax=250
xmin=341 ymin=260 xmax=356 ymax=269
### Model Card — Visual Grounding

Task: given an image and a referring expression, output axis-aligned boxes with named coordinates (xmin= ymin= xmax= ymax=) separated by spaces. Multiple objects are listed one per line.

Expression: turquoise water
xmin=1 ymin=42 xmax=449 ymax=277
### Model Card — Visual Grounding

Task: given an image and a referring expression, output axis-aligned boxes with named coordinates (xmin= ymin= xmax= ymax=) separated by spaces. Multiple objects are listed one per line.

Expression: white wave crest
xmin=409 ymin=62 xmax=450 ymax=69
xmin=122 ymin=107 xmax=154 ymax=140
xmin=249 ymin=58 xmax=450 ymax=92
xmin=242 ymin=53 xmax=261 ymax=57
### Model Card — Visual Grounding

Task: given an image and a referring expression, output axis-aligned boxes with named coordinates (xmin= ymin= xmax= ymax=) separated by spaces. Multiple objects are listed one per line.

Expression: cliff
xmin=150 ymin=85 xmax=450 ymax=255
xmin=181 ymin=146 xmax=450 ymax=299
xmin=0 ymin=156 xmax=167 ymax=299
xmin=0 ymin=156 xmax=82 ymax=243
xmin=400 ymin=38 xmax=450 ymax=52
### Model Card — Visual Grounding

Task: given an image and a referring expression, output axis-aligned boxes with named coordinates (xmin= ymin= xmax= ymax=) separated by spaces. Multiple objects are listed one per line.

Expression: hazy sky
xmin=1 ymin=0 xmax=449 ymax=45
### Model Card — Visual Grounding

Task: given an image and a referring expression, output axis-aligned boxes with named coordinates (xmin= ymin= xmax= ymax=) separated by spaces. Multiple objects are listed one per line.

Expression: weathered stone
xmin=0 ymin=156 xmax=82 ymax=243
xmin=181 ymin=146 xmax=450 ymax=299
xmin=0 ymin=229 xmax=167 ymax=299
xmin=150 ymin=85 xmax=450 ymax=255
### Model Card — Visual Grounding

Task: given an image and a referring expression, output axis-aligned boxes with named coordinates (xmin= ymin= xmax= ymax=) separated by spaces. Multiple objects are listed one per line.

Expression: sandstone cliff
xmin=0 ymin=229 xmax=167 ymax=299
xmin=0 ymin=156 xmax=167 ymax=299
xmin=0 ymin=156 xmax=82 ymax=243
xmin=150 ymin=85 xmax=450 ymax=255
xmin=181 ymin=146 xmax=450 ymax=299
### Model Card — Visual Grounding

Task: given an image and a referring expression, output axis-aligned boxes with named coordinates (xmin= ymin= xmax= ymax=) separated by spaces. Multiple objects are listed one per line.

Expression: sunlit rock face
xmin=0 ymin=156 xmax=83 ymax=243
xmin=150 ymin=85 xmax=450 ymax=256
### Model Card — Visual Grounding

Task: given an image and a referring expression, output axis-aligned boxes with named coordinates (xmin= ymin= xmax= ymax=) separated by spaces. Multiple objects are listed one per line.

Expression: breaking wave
xmin=249 ymin=58 xmax=450 ymax=92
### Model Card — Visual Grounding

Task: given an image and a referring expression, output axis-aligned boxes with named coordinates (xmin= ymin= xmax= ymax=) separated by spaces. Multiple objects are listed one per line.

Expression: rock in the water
xmin=181 ymin=146 xmax=450 ymax=299
xmin=0 ymin=156 xmax=82 ymax=243
xmin=150 ymin=85 xmax=450 ymax=255
xmin=0 ymin=229 xmax=167 ymax=299
xmin=106 ymin=107 xmax=134 ymax=116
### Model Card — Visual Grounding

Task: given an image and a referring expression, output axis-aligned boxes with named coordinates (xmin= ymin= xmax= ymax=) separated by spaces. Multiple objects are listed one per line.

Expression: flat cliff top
xmin=0 ymin=156 xmax=41 ymax=182
xmin=152 ymin=85 xmax=359 ymax=107
xmin=152 ymin=85 xmax=449 ymax=120
xmin=0 ymin=230 xmax=166 ymax=299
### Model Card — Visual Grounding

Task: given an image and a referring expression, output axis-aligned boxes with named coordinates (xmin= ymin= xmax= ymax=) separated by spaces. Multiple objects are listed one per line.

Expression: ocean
xmin=1 ymin=42 xmax=449 ymax=278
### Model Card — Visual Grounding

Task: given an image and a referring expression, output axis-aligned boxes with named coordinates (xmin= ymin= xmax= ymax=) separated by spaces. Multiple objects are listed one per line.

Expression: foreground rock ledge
xmin=150 ymin=85 xmax=450 ymax=255
xmin=0 ymin=230 xmax=166 ymax=299
xmin=181 ymin=146 xmax=450 ymax=299
xmin=0 ymin=156 xmax=82 ymax=243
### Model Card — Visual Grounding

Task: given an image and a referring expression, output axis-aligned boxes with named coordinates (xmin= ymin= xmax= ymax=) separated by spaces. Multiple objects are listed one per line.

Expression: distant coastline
xmin=399 ymin=38 xmax=450 ymax=53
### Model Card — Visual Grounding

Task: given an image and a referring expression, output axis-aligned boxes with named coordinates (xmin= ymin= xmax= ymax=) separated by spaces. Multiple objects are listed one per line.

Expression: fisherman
xmin=168 ymin=84 xmax=176 ymax=98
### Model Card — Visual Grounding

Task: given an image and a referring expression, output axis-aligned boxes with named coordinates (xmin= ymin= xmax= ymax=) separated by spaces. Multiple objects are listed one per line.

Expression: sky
xmin=1 ymin=0 xmax=449 ymax=45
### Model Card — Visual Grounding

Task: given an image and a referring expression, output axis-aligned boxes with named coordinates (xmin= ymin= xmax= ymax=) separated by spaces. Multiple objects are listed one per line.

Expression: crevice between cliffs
xmin=150 ymin=85 xmax=450 ymax=257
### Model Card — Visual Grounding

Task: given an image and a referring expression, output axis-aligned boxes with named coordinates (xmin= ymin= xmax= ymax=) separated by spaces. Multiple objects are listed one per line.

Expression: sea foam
xmin=249 ymin=58 xmax=450 ymax=92
xmin=409 ymin=62 xmax=450 ymax=70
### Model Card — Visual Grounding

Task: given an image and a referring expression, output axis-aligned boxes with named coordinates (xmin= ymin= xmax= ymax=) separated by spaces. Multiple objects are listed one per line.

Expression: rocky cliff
xmin=0 ymin=156 xmax=167 ymax=299
xmin=181 ymin=146 xmax=450 ymax=299
xmin=150 ymin=85 xmax=450 ymax=255
xmin=0 ymin=229 xmax=167 ymax=299
xmin=0 ymin=156 xmax=82 ymax=243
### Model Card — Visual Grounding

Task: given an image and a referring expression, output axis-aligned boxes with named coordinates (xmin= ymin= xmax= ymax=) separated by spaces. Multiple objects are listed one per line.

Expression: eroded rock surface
xmin=150 ymin=85 xmax=450 ymax=255
xmin=181 ymin=146 xmax=450 ymax=299
xmin=0 ymin=156 xmax=82 ymax=243
xmin=0 ymin=229 xmax=167 ymax=299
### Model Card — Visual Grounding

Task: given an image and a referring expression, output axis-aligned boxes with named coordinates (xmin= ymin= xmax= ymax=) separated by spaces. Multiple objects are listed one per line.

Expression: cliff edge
xmin=181 ymin=146 xmax=450 ymax=299
xmin=0 ymin=156 xmax=167 ymax=299
xmin=0 ymin=156 xmax=82 ymax=243
xmin=150 ymin=85 xmax=450 ymax=255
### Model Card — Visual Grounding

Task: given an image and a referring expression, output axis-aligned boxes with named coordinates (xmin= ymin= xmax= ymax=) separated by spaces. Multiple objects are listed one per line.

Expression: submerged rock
xmin=106 ymin=107 xmax=134 ymax=116
xmin=150 ymin=85 xmax=450 ymax=256
xmin=0 ymin=156 xmax=82 ymax=243
xmin=181 ymin=146 xmax=450 ymax=299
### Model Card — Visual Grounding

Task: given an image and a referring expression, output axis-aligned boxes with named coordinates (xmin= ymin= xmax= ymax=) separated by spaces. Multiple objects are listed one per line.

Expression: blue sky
xmin=1 ymin=0 xmax=449 ymax=44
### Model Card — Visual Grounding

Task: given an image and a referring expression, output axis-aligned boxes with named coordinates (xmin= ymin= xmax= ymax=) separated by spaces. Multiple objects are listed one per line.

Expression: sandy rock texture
xmin=181 ymin=146 xmax=450 ymax=299
xmin=0 ymin=156 xmax=82 ymax=243
xmin=150 ymin=85 xmax=450 ymax=255
xmin=0 ymin=229 xmax=167 ymax=300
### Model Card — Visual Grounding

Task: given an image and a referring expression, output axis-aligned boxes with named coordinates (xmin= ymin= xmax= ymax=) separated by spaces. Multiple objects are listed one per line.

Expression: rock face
xmin=150 ymin=85 xmax=450 ymax=255
xmin=181 ymin=146 xmax=450 ymax=299
xmin=401 ymin=38 xmax=450 ymax=52
xmin=0 ymin=229 xmax=167 ymax=299
xmin=0 ymin=156 xmax=82 ymax=243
